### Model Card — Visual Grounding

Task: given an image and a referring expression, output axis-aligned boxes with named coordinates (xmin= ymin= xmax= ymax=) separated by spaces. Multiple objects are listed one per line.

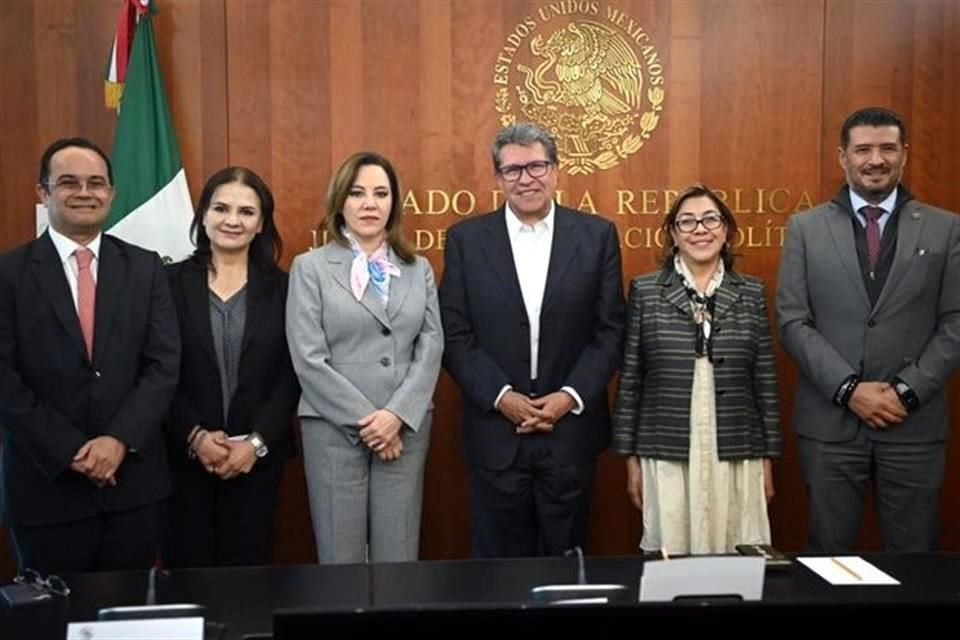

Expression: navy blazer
xmin=0 ymin=233 xmax=180 ymax=526
xmin=440 ymin=206 xmax=625 ymax=469
xmin=164 ymin=257 xmax=299 ymax=467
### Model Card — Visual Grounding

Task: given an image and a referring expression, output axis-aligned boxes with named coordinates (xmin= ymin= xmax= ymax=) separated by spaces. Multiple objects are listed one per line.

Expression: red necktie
xmin=75 ymin=247 xmax=96 ymax=359
xmin=861 ymin=206 xmax=883 ymax=274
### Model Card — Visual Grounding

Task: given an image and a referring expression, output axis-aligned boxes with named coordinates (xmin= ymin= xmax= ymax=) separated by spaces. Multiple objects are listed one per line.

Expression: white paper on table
xmin=66 ymin=616 xmax=204 ymax=639
xmin=639 ymin=556 xmax=765 ymax=601
xmin=797 ymin=556 xmax=900 ymax=586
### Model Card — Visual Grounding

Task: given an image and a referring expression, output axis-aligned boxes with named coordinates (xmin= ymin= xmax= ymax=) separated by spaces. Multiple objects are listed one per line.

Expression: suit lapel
xmin=386 ymin=249 xmax=412 ymax=321
xmin=327 ymin=242 xmax=391 ymax=328
xmin=541 ymin=208 xmax=580 ymax=311
xmin=177 ymin=262 xmax=216 ymax=368
xmin=872 ymin=202 xmax=923 ymax=316
xmin=657 ymin=269 xmax=690 ymax=318
xmin=30 ymin=234 xmax=86 ymax=355
xmin=91 ymin=239 xmax=124 ymax=367
xmin=241 ymin=265 xmax=267 ymax=354
xmin=478 ymin=210 xmax=525 ymax=313
xmin=712 ymin=271 xmax=743 ymax=320
xmin=825 ymin=205 xmax=871 ymax=310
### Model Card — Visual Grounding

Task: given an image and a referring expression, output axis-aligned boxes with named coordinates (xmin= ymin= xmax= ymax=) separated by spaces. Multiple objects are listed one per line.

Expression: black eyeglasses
xmin=674 ymin=212 xmax=725 ymax=233
xmin=14 ymin=568 xmax=71 ymax=597
xmin=497 ymin=161 xmax=553 ymax=182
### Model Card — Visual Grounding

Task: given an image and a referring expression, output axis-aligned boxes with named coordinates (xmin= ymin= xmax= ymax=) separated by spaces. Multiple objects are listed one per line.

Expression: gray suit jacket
xmin=286 ymin=242 xmax=443 ymax=436
xmin=776 ymin=187 xmax=960 ymax=443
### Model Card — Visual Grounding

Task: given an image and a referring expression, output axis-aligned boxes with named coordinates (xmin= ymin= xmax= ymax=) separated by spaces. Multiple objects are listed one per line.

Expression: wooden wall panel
xmin=0 ymin=0 xmax=957 ymax=580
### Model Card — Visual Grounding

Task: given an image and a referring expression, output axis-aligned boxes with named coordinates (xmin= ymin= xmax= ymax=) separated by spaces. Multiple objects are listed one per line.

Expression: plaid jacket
xmin=611 ymin=267 xmax=782 ymax=461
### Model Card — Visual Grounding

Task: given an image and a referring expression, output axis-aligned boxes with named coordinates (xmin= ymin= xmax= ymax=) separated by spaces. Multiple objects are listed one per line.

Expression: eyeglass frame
xmin=673 ymin=212 xmax=726 ymax=233
xmin=14 ymin=567 xmax=71 ymax=597
xmin=496 ymin=160 xmax=553 ymax=182
xmin=42 ymin=175 xmax=115 ymax=195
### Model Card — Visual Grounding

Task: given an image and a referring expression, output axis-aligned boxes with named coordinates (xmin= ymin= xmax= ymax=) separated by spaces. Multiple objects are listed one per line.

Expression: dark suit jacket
xmin=611 ymin=268 xmax=782 ymax=461
xmin=165 ymin=258 xmax=299 ymax=467
xmin=439 ymin=206 xmax=625 ymax=470
xmin=0 ymin=232 xmax=180 ymax=526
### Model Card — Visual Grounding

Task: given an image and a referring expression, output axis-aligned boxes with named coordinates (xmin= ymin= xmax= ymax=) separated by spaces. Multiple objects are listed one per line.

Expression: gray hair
xmin=490 ymin=122 xmax=559 ymax=172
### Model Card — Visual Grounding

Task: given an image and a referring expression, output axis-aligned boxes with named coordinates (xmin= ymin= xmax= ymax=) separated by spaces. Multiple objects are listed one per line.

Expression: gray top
xmin=210 ymin=286 xmax=247 ymax=423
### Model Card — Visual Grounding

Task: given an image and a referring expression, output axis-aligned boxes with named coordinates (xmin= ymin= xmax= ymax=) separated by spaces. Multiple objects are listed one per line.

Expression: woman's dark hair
xmin=321 ymin=151 xmax=416 ymax=264
xmin=660 ymin=183 xmax=738 ymax=270
xmin=191 ymin=166 xmax=282 ymax=270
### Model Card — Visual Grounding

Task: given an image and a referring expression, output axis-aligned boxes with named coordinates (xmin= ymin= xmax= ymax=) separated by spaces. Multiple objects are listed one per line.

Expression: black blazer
xmin=439 ymin=206 xmax=625 ymax=469
xmin=0 ymin=233 xmax=180 ymax=526
xmin=165 ymin=257 xmax=299 ymax=468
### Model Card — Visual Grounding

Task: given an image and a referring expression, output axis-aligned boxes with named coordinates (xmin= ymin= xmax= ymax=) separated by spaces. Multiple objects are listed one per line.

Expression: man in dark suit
xmin=777 ymin=107 xmax=960 ymax=551
xmin=0 ymin=138 xmax=180 ymax=573
xmin=440 ymin=123 xmax=625 ymax=557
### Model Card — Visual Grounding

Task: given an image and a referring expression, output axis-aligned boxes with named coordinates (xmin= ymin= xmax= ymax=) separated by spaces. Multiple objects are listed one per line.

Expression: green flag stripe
xmin=107 ymin=13 xmax=184 ymax=229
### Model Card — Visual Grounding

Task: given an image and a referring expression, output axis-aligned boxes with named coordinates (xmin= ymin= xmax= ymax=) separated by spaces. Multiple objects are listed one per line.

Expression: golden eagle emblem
xmin=494 ymin=19 xmax=665 ymax=175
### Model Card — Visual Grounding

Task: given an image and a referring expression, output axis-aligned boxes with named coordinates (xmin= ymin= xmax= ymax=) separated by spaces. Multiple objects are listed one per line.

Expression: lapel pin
xmin=917 ymin=248 xmax=927 ymax=256
xmin=911 ymin=210 xmax=921 ymax=219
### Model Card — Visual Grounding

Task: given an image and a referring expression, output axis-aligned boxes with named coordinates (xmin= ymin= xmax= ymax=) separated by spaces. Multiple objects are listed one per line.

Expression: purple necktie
xmin=861 ymin=206 xmax=884 ymax=274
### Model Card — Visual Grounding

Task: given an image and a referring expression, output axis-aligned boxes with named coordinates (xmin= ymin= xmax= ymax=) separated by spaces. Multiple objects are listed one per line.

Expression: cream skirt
xmin=639 ymin=357 xmax=770 ymax=555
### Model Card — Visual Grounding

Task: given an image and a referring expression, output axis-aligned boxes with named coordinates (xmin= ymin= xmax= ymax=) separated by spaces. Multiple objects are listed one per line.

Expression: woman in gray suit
xmin=286 ymin=152 xmax=443 ymax=564
xmin=612 ymin=184 xmax=781 ymax=555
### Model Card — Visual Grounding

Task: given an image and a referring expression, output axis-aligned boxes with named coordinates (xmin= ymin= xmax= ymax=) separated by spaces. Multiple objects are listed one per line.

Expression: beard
xmin=849 ymin=168 xmax=899 ymax=203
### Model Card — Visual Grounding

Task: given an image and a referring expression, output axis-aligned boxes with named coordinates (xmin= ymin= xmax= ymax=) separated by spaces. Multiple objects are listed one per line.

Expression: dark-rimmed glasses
xmin=14 ymin=568 xmax=71 ymax=597
xmin=497 ymin=161 xmax=553 ymax=182
xmin=674 ymin=212 xmax=725 ymax=233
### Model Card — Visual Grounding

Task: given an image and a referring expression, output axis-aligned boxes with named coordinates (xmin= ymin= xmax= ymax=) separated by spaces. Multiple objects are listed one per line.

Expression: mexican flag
xmin=106 ymin=0 xmax=193 ymax=263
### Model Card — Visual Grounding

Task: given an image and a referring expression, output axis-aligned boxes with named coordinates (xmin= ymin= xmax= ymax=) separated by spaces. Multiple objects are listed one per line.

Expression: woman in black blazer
xmin=612 ymin=184 xmax=781 ymax=555
xmin=164 ymin=167 xmax=299 ymax=567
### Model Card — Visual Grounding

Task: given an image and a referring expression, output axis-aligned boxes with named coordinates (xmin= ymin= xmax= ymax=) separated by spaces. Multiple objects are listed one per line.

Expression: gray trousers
xmin=798 ymin=429 xmax=944 ymax=553
xmin=300 ymin=415 xmax=430 ymax=564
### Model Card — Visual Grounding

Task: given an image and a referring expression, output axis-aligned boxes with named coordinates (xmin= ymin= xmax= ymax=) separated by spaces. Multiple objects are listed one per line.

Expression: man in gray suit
xmin=777 ymin=107 xmax=960 ymax=552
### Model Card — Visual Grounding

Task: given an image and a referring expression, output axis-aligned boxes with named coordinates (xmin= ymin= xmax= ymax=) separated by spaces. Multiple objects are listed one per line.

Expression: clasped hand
xmin=498 ymin=390 xmax=576 ymax=434
xmin=848 ymin=381 xmax=907 ymax=429
xmin=358 ymin=409 xmax=404 ymax=462
xmin=72 ymin=435 xmax=127 ymax=488
xmin=194 ymin=430 xmax=257 ymax=479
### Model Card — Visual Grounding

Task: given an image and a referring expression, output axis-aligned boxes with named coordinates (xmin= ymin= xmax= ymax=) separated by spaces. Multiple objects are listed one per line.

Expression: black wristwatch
xmin=892 ymin=378 xmax=919 ymax=411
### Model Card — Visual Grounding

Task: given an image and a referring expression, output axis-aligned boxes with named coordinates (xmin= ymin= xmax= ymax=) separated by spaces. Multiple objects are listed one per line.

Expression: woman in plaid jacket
xmin=612 ymin=184 xmax=782 ymax=555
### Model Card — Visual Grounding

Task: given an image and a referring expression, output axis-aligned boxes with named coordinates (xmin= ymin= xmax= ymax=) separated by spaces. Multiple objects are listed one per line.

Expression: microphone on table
xmin=97 ymin=565 xmax=206 ymax=621
xmin=567 ymin=546 xmax=587 ymax=585
xmin=530 ymin=546 xmax=631 ymax=605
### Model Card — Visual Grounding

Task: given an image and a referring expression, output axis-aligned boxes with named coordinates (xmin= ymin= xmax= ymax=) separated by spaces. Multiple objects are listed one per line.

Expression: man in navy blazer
xmin=0 ymin=138 xmax=180 ymax=573
xmin=440 ymin=123 xmax=625 ymax=557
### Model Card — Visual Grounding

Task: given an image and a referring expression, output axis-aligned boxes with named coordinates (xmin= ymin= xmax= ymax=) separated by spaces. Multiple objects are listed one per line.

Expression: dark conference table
xmin=58 ymin=553 xmax=960 ymax=639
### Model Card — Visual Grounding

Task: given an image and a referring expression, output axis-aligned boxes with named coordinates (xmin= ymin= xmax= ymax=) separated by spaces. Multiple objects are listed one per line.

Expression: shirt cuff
xmin=561 ymin=386 xmax=584 ymax=415
xmin=494 ymin=385 xmax=513 ymax=410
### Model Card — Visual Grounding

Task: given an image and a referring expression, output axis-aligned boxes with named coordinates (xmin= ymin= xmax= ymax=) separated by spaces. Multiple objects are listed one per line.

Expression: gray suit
xmin=777 ymin=186 xmax=960 ymax=551
xmin=286 ymin=242 xmax=443 ymax=563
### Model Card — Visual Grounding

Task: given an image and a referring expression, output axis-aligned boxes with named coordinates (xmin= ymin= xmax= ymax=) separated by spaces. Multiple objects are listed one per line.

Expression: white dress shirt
xmin=849 ymin=187 xmax=897 ymax=235
xmin=493 ymin=203 xmax=583 ymax=414
xmin=47 ymin=226 xmax=101 ymax=312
